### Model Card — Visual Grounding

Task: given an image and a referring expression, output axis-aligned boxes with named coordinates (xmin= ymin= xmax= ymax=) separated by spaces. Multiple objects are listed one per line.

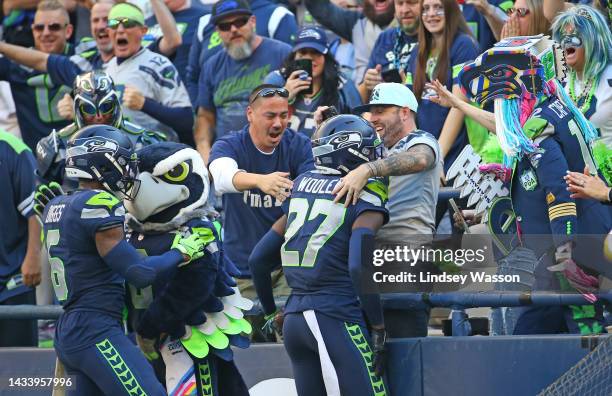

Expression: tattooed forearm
xmin=366 ymin=144 xmax=436 ymax=177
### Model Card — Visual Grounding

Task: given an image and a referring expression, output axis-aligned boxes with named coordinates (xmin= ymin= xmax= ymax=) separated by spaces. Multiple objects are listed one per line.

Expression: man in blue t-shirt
xmin=208 ymin=84 xmax=315 ymax=289
xmin=186 ymin=0 xmax=298 ymax=103
xmin=0 ymin=1 xmax=74 ymax=150
xmin=0 ymin=132 xmax=41 ymax=347
xmin=359 ymin=0 xmax=420 ymax=102
xmin=194 ymin=0 xmax=292 ymax=163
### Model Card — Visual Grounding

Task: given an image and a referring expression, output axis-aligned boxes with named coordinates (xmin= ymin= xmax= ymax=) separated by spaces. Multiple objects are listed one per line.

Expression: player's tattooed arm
xmin=366 ymin=144 xmax=436 ymax=177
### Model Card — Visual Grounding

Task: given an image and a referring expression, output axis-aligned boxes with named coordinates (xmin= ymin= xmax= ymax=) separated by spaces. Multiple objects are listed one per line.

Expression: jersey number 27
xmin=282 ymin=198 xmax=346 ymax=267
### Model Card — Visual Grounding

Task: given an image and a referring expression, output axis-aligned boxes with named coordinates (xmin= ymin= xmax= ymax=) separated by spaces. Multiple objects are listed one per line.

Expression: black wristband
xmin=607 ymin=188 xmax=612 ymax=203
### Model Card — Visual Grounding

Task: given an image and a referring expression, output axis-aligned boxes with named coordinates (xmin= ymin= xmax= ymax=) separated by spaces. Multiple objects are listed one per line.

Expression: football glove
xmin=172 ymin=232 xmax=207 ymax=266
xmin=371 ymin=327 xmax=387 ymax=377
xmin=33 ymin=182 xmax=65 ymax=220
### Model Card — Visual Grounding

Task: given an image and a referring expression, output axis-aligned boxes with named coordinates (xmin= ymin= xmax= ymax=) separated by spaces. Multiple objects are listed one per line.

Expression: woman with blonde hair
xmin=501 ymin=0 xmax=552 ymax=38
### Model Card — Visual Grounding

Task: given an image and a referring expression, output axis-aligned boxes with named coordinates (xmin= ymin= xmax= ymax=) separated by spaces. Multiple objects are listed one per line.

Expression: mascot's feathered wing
xmin=124 ymin=142 xmax=252 ymax=396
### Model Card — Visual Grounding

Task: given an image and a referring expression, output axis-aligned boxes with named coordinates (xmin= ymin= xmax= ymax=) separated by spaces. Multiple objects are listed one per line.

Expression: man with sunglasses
xmin=194 ymin=0 xmax=291 ymax=164
xmin=186 ymin=0 xmax=298 ymax=103
xmin=102 ymin=2 xmax=193 ymax=145
xmin=0 ymin=0 xmax=74 ymax=151
xmin=0 ymin=0 xmax=184 ymax=87
xmin=208 ymin=84 xmax=315 ymax=338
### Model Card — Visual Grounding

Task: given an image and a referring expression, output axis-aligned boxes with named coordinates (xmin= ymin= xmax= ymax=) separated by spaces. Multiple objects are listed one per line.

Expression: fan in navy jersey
xmin=264 ymin=26 xmax=362 ymax=137
xmin=0 ymin=1 xmax=74 ymax=150
xmin=37 ymin=125 xmax=210 ymax=395
xmin=0 ymin=1 xmax=113 ymax=95
xmin=249 ymin=114 xmax=390 ymax=396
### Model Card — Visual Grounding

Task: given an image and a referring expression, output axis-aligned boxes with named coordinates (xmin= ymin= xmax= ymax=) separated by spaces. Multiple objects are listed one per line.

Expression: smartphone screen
xmin=381 ymin=68 xmax=403 ymax=83
xmin=294 ymin=59 xmax=313 ymax=95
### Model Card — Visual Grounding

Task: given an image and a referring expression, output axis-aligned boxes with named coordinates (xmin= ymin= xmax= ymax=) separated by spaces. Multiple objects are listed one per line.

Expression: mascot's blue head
xmin=124 ymin=142 xmax=211 ymax=225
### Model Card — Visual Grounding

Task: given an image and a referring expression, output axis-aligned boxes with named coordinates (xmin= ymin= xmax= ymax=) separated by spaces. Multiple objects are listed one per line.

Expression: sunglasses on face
xmin=107 ymin=18 xmax=142 ymax=30
xmin=216 ymin=16 xmax=250 ymax=32
xmin=249 ymin=88 xmax=289 ymax=104
xmin=79 ymin=100 xmax=116 ymax=117
xmin=421 ymin=6 xmax=444 ymax=17
xmin=561 ymin=35 xmax=583 ymax=49
xmin=32 ymin=23 xmax=67 ymax=32
xmin=507 ymin=7 xmax=530 ymax=17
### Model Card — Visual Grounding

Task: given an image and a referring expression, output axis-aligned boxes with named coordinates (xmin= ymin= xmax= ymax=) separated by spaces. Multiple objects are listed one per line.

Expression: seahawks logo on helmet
xmin=311 ymin=114 xmax=383 ymax=175
xmin=83 ymin=138 xmax=119 ymax=153
xmin=326 ymin=131 xmax=362 ymax=149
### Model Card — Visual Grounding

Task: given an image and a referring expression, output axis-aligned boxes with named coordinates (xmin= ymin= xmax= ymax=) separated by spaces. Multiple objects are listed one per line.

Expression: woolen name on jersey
xmin=295 ymin=176 xmax=341 ymax=195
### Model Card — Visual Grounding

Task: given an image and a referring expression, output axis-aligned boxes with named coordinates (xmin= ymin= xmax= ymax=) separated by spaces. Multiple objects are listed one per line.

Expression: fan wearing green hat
xmin=104 ymin=2 xmax=194 ymax=145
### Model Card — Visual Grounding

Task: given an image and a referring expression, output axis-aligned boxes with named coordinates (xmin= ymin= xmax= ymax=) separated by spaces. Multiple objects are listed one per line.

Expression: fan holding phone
xmin=264 ymin=27 xmax=362 ymax=137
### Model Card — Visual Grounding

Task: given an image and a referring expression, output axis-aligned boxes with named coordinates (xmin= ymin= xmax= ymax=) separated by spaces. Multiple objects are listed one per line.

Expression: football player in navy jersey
xmin=37 ymin=125 xmax=209 ymax=395
xmin=249 ymin=114 xmax=389 ymax=396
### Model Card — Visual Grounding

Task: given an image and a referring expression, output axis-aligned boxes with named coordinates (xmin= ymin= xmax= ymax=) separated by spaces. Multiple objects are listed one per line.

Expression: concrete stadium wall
xmin=0 ymin=335 xmax=606 ymax=395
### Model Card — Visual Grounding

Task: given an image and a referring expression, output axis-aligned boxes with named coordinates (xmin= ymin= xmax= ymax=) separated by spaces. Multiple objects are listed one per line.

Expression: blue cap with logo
xmin=292 ymin=26 xmax=329 ymax=55
xmin=211 ymin=0 xmax=252 ymax=25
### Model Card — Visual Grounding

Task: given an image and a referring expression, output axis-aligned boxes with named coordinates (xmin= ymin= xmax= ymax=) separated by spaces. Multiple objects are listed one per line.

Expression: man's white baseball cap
xmin=353 ymin=82 xmax=419 ymax=113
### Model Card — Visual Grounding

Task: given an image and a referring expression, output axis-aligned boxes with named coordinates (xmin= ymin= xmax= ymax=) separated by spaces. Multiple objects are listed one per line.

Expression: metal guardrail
xmin=3 ymin=291 xmax=610 ymax=336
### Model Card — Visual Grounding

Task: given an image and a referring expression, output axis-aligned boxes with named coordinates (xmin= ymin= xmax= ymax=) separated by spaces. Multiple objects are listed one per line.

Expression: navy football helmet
xmin=311 ymin=114 xmax=383 ymax=175
xmin=73 ymin=70 xmax=123 ymax=129
xmin=65 ymin=125 xmax=139 ymax=199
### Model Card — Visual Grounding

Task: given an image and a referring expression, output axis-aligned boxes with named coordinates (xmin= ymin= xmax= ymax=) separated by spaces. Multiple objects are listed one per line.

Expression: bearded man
xmin=193 ymin=0 xmax=291 ymax=163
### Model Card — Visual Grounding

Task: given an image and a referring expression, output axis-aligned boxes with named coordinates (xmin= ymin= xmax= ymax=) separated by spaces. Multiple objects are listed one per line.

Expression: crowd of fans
xmin=0 ymin=0 xmax=610 ymax=348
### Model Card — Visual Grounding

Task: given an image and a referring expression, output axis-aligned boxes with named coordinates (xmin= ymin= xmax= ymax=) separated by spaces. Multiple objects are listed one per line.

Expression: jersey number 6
xmin=45 ymin=229 xmax=68 ymax=302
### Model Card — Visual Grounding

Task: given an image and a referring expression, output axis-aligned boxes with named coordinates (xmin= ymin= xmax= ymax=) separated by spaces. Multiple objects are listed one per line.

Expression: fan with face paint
xmin=123 ymin=142 xmax=253 ymax=394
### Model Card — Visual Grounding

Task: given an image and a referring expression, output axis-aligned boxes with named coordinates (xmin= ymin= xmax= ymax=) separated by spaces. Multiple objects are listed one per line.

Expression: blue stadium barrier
xmin=0 ymin=335 xmax=608 ymax=396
